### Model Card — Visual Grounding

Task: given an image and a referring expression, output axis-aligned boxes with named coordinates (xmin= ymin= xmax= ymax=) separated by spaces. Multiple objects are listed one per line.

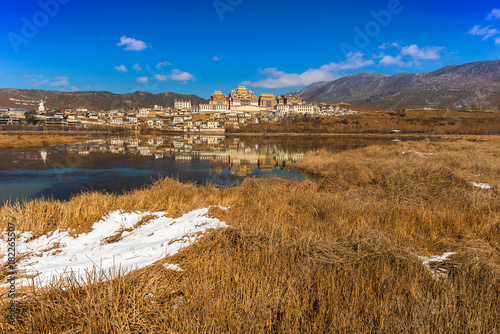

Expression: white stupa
xmin=38 ymin=99 xmax=46 ymax=112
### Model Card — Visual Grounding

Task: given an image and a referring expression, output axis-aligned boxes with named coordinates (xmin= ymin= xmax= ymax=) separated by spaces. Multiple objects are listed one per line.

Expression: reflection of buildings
xmin=230 ymin=164 xmax=256 ymax=177
xmin=258 ymin=156 xmax=276 ymax=172
xmin=48 ymin=135 xmax=308 ymax=176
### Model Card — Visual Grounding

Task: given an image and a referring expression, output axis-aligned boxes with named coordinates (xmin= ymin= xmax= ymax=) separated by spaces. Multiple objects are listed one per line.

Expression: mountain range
xmin=2 ymin=60 xmax=500 ymax=112
xmin=292 ymin=60 xmax=500 ymax=110
xmin=0 ymin=89 xmax=208 ymax=111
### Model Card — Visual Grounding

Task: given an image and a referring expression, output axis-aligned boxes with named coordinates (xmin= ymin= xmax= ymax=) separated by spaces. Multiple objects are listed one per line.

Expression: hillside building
xmin=229 ymin=86 xmax=258 ymax=108
xmin=259 ymin=93 xmax=276 ymax=109
xmin=276 ymin=94 xmax=304 ymax=105
xmin=276 ymin=104 xmax=314 ymax=115
xmin=209 ymin=91 xmax=230 ymax=107
xmin=174 ymin=100 xmax=191 ymax=110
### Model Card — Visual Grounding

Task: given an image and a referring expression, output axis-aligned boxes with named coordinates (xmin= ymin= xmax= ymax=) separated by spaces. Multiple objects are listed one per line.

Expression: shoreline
xmin=2 ymin=129 xmax=500 ymax=138
xmin=0 ymin=134 xmax=88 ymax=149
xmin=228 ymin=132 xmax=500 ymax=141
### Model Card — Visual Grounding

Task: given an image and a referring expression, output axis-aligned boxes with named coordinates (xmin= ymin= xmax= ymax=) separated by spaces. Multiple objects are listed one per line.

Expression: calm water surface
xmin=0 ymin=134 xmax=408 ymax=203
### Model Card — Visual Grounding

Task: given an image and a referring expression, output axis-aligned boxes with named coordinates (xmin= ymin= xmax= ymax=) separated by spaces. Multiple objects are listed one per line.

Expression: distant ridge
xmin=0 ymin=89 xmax=208 ymax=111
xmin=293 ymin=60 xmax=500 ymax=110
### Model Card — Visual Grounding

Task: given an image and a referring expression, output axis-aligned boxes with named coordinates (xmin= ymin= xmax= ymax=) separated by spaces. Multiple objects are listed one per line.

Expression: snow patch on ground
xmin=163 ymin=263 xmax=183 ymax=271
xmin=419 ymin=252 xmax=456 ymax=279
xmin=471 ymin=182 xmax=492 ymax=189
xmin=402 ymin=150 xmax=433 ymax=157
xmin=1 ymin=207 xmax=227 ymax=288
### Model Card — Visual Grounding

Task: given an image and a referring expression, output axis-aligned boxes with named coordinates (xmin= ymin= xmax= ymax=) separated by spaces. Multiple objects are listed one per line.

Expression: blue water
xmin=0 ymin=135 xmax=398 ymax=203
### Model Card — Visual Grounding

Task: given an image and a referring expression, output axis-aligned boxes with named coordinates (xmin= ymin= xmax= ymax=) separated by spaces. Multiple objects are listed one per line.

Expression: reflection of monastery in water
xmin=48 ymin=135 xmax=307 ymax=176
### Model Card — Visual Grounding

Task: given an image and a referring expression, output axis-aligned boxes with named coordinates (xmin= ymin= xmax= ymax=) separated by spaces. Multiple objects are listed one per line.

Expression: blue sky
xmin=1 ymin=0 xmax=499 ymax=98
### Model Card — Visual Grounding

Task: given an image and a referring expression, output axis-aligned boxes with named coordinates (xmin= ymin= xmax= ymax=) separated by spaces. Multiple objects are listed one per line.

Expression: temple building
xmin=229 ymin=86 xmax=258 ymax=108
xmin=276 ymin=94 xmax=305 ymax=105
xmin=275 ymin=93 xmax=314 ymax=115
xmin=209 ymin=91 xmax=229 ymax=108
xmin=200 ymin=91 xmax=230 ymax=113
xmin=259 ymin=93 xmax=276 ymax=109
xmin=201 ymin=87 xmax=309 ymax=114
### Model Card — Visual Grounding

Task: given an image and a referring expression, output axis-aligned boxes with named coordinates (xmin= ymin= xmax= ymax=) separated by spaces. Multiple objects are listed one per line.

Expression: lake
xmin=0 ymin=134 xmax=407 ymax=203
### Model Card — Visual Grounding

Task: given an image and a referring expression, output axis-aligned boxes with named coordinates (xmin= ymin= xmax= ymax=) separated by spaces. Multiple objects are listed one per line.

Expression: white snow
xmin=418 ymin=252 xmax=456 ymax=279
xmin=402 ymin=150 xmax=433 ymax=157
xmin=1 ymin=207 xmax=227 ymax=288
xmin=471 ymin=182 xmax=492 ymax=189
xmin=163 ymin=263 xmax=183 ymax=271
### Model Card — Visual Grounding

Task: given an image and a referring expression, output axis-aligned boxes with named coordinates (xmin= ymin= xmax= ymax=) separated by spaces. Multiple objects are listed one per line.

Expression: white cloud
xmin=133 ymin=63 xmax=142 ymax=71
xmin=156 ymin=61 xmax=172 ymax=70
xmin=379 ymin=55 xmax=406 ymax=66
xmin=379 ymin=42 xmax=400 ymax=50
xmin=153 ymin=74 xmax=168 ymax=81
xmin=30 ymin=79 xmax=49 ymax=87
xmin=242 ymin=53 xmax=374 ymax=88
xmin=169 ymin=69 xmax=194 ymax=81
xmin=150 ymin=70 xmax=195 ymax=82
xmin=71 ymin=86 xmax=78 ymax=91
xmin=114 ymin=65 xmax=127 ymax=72
xmin=28 ymin=75 xmax=74 ymax=88
xmin=468 ymin=25 xmax=500 ymax=40
xmin=117 ymin=36 xmax=148 ymax=51
xmin=496 ymin=37 xmax=500 ymax=45
xmin=242 ymin=68 xmax=337 ymax=88
xmin=137 ymin=77 xmax=148 ymax=83
xmin=400 ymin=44 xmax=444 ymax=60
xmin=212 ymin=55 xmax=222 ymax=61
xmin=375 ymin=43 xmax=446 ymax=67
xmin=487 ymin=9 xmax=500 ymax=20
xmin=321 ymin=52 xmax=375 ymax=71
xmin=50 ymin=79 xmax=69 ymax=86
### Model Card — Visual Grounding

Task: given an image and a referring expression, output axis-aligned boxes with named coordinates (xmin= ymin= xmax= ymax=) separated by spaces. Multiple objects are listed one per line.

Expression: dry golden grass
xmin=1 ymin=137 xmax=500 ymax=333
xmin=237 ymin=109 xmax=500 ymax=135
xmin=0 ymin=135 xmax=87 ymax=149
xmin=0 ymin=178 xmax=227 ymax=238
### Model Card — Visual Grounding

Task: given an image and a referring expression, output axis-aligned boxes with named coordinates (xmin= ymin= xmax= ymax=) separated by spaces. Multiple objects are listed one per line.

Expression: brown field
xmin=236 ymin=109 xmax=500 ymax=135
xmin=1 ymin=137 xmax=500 ymax=333
xmin=0 ymin=135 xmax=88 ymax=149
